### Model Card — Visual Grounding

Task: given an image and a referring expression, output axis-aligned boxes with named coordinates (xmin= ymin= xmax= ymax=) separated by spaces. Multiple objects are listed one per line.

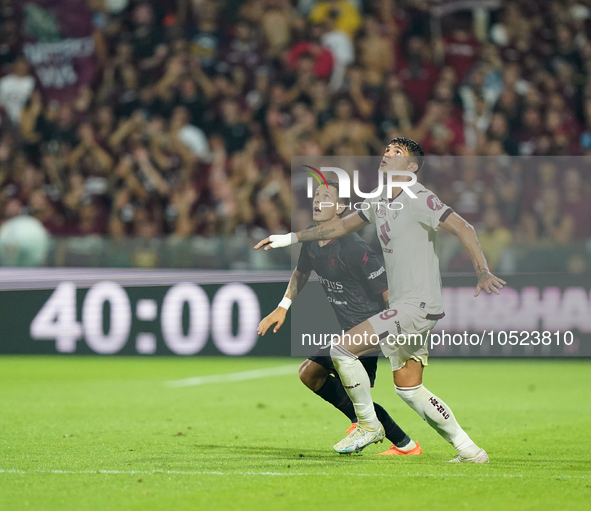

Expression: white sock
xmin=395 ymin=384 xmax=480 ymax=457
xmin=330 ymin=344 xmax=379 ymax=429
xmin=396 ymin=439 xmax=417 ymax=451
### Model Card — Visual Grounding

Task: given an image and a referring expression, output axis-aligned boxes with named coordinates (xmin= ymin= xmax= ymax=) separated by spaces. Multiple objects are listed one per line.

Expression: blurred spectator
xmin=437 ymin=13 xmax=480 ymax=83
xmin=221 ymin=18 xmax=264 ymax=84
xmin=477 ymin=208 xmax=513 ymax=271
xmin=131 ymin=3 xmax=167 ymax=73
xmin=357 ymin=15 xmax=393 ymax=88
xmin=214 ymin=98 xmax=249 ymax=154
xmin=0 ymin=58 xmax=34 ymax=124
xmin=171 ymin=106 xmax=211 ymax=161
xmin=449 ymin=163 xmax=486 ymax=223
xmin=521 ymin=188 xmax=575 ymax=245
xmin=397 ymin=36 xmax=439 ymax=119
xmin=561 ymin=168 xmax=591 ymax=240
xmin=186 ymin=0 xmax=224 ymax=74
xmin=309 ymin=0 xmax=362 ymax=38
xmin=321 ymin=12 xmax=355 ymax=91
xmin=286 ymin=30 xmax=334 ymax=81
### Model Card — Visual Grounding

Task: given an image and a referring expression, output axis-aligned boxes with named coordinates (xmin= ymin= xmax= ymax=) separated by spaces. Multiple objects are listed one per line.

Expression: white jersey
xmin=360 ymin=181 xmax=453 ymax=315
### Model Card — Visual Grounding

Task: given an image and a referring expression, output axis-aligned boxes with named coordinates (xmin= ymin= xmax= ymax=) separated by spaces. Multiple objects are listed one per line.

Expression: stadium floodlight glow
xmin=305 ymin=167 xmax=418 ymax=199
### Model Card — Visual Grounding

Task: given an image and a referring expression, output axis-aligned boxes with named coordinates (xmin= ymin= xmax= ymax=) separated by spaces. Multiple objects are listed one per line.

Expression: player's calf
xmin=330 ymin=343 xmax=379 ymax=429
xmin=299 ymin=359 xmax=358 ymax=423
xmin=298 ymin=359 xmax=329 ymax=392
xmin=394 ymin=383 xmax=485 ymax=461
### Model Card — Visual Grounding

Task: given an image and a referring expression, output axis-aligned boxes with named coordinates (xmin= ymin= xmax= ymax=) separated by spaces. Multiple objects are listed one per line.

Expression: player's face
xmin=312 ymin=185 xmax=340 ymax=223
xmin=380 ymin=144 xmax=412 ymax=172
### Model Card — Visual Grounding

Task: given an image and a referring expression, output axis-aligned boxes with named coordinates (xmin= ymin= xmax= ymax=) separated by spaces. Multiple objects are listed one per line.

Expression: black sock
xmin=314 ymin=374 xmax=357 ymax=423
xmin=374 ymin=402 xmax=410 ymax=447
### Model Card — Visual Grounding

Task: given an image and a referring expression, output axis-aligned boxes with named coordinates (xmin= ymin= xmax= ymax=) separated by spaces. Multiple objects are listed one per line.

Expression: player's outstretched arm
xmin=257 ymin=268 xmax=311 ymax=335
xmin=439 ymin=212 xmax=507 ymax=297
xmin=254 ymin=212 xmax=368 ymax=251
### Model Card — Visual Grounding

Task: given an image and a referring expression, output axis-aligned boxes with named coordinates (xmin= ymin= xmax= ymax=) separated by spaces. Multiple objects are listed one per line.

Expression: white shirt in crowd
xmin=178 ymin=124 xmax=212 ymax=161
xmin=0 ymin=74 xmax=35 ymax=124
xmin=322 ymin=30 xmax=354 ymax=91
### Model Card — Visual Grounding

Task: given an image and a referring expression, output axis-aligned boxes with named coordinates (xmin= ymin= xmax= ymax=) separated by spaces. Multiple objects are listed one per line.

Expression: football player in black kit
xmin=257 ymin=180 xmax=421 ymax=455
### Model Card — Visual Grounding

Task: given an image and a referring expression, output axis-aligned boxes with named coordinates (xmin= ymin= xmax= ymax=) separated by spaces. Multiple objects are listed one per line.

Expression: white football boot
xmin=333 ymin=422 xmax=385 ymax=454
xmin=447 ymin=448 xmax=489 ymax=463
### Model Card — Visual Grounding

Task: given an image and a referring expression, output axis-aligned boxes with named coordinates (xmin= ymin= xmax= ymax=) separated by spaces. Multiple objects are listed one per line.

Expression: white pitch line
xmin=166 ymin=364 xmax=300 ymax=388
xmin=0 ymin=469 xmax=589 ymax=480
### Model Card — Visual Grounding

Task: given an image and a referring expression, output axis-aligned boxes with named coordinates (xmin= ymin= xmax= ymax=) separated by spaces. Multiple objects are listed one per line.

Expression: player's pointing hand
xmin=254 ymin=233 xmax=297 ymax=251
xmin=474 ymin=270 xmax=506 ymax=297
xmin=254 ymin=236 xmax=272 ymax=250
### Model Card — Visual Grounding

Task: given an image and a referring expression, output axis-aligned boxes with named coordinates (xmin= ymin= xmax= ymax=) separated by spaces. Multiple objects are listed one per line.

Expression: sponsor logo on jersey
xmin=362 ymin=250 xmax=369 ymax=267
xmin=327 ymin=298 xmax=348 ymax=305
xmin=318 ymin=275 xmax=343 ymax=290
xmin=367 ymin=266 xmax=385 ymax=280
xmin=427 ymin=194 xmax=444 ymax=211
xmin=395 ymin=320 xmax=402 ymax=334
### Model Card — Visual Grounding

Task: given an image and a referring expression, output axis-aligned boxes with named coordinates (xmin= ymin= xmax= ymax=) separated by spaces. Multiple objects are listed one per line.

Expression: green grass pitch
xmin=0 ymin=357 xmax=589 ymax=511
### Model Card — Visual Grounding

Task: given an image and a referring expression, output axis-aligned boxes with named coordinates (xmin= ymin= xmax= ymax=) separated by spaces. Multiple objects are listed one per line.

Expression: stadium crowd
xmin=0 ymin=0 xmax=590 ymax=268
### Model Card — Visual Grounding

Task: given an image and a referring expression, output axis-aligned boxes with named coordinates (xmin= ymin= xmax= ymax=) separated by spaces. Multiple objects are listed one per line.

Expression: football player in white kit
xmin=255 ymin=138 xmax=506 ymax=462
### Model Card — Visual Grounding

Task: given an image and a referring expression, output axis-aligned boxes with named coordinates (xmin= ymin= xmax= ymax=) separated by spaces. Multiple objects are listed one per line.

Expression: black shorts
xmin=308 ymin=345 xmax=380 ymax=387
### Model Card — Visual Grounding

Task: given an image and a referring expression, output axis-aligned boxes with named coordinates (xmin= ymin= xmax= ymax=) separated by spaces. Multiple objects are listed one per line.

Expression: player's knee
xmin=395 ymin=385 xmax=409 ymax=399
xmin=298 ymin=360 xmax=313 ymax=386
xmin=392 ymin=359 xmax=423 ymax=388
xmin=299 ymin=360 xmax=328 ymax=390
xmin=395 ymin=384 xmax=422 ymax=403
xmin=299 ymin=360 xmax=320 ymax=387
xmin=329 ymin=344 xmax=357 ymax=367
xmin=330 ymin=343 xmax=357 ymax=362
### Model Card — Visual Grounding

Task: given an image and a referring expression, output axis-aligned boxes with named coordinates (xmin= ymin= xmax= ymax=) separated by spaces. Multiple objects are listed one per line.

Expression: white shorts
xmin=367 ymin=300 xmax=440 ymax=372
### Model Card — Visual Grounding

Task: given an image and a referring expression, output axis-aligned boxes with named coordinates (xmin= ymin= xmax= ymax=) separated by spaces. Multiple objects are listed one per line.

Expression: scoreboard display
xmin=0 ymin=269 xmax=589 ymax=357
xmin=0 ymin=270 xmax=290 ymax=356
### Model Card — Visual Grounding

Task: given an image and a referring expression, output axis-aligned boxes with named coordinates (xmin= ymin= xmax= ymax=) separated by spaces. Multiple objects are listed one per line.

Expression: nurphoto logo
xmin=302 ymin=165 xmax=418 ymax=212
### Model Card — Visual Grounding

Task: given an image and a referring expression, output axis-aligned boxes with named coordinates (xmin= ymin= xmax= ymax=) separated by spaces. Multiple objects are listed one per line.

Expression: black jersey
xmin=296 ymin=233 xmax=388 ymax=331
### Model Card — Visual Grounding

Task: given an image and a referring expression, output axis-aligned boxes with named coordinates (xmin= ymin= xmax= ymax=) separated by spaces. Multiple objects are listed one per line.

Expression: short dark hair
xmin=324 ymin=179 xmax=349 ymax=217
xmin=388 ymin=137 xmax=425 ymax=173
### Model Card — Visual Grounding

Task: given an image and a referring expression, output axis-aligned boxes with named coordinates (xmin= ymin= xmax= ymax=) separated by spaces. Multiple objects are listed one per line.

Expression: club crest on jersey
xmin=427 ymin=195 xmax=444 ymax=211
xmin=376 ymin=199 xmax=387 ymax=218
xmin=328 ymin=256 xmax=338 ymax=270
